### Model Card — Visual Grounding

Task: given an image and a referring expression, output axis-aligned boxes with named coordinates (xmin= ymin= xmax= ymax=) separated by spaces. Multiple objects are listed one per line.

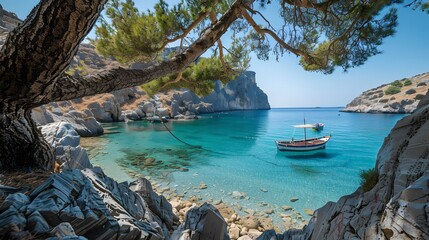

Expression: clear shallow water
xmin=91 ymin=108 xmax=405 ymax=226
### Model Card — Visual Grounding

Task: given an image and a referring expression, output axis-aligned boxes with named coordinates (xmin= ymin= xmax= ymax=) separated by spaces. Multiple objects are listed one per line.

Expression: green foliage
xmin=94 ymin=0 xmax=250 ymax=95
xmin=142 ymin=55 xmax=244 ymax=96
xmin=385 ymin=86 xmax=401 ymax=95
xmin=94 ymin=0 xmax=408 ymax=94
xmin=403 ymin=79 xmax=412 ymax=86
xmin=391 ymin=80 xmax=403 ymax=87
xmin=360 ymin=168 xmax=378 ymax=192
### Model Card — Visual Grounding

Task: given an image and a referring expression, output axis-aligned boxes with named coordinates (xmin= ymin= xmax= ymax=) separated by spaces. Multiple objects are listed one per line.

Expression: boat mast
xmin=304 ymin=117 xmax=307 ymax=145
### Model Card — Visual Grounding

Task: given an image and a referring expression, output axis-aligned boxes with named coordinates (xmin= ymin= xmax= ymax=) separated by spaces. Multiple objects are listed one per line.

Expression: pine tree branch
xmin=34 ymin=0 xmax=252 ymax=108
xmin=241 ymin=7 xmax=312 ymax=63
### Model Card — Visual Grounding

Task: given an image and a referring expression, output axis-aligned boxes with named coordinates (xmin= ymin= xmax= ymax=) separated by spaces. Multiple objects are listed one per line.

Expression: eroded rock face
xmin=202 ymin=71 xmax=270 ymax=112
xmin=269 ymin=86 xmax=429 ymax=240
xmin=0 ymin=168 xmax=176 ymax=239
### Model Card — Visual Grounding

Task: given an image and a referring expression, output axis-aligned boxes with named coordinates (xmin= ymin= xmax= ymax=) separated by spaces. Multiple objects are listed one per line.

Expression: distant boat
xmin=275 ymin=119 xmax=331 ymax=151
xmin=312 ymin=123 xmax=324 ymax=131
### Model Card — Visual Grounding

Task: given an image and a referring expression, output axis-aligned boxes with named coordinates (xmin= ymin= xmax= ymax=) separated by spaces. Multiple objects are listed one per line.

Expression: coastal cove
xmin=87 ymin=108 xmax=405 ymax=228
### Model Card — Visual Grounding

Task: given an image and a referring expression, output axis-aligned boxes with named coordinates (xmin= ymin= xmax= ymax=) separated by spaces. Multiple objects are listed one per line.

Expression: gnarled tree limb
xmin=35 ymin=0 xmax=252 ymax=107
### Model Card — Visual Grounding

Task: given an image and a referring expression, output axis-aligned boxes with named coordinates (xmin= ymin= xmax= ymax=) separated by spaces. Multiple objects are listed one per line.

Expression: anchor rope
xmin=158 ymin=114 xmax=271 ymax=157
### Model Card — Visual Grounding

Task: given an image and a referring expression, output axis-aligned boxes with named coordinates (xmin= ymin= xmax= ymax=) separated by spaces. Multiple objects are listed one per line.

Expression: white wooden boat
xmin=275 ymin=120 xmax=331 ymax=151
xmin=275 ymin=135 xmax=331 ymax=151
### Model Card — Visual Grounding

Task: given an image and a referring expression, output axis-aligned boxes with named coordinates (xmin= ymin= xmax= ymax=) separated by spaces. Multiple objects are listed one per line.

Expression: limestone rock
xmin=141 ymin=102 xmax=155 ymax=114
xmin=40 ymin=122 xmax=92 ymax=171
xmin=32 ymin=104 xmax=103 ymax=137
xmin=64 ymin=110 xmax=104 ymax=137
xmin=240 ymin=215 xmax=259 ymax=229
xmin=201 ymin=71 xmax=270 ymax=112
xmin=171 ymin=203 xmax=230 ymax=240
xmin=87 ymin=98 xmax=121 ymax=122
xmin=229 ymin=227 xmax=240 ymax=240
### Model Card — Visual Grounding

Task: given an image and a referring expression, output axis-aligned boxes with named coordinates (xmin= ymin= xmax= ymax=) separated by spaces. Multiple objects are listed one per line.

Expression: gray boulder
xmin=171 ymin=203 xmax=229 ymax=240
xmin=123 ymin=110 xmax=141 ymax=120
xmin=32 ymin=104 xmax=103 ymax=137
xmin=141 ymin=102 xmax=155 ymax=114
xmin=41 ymin=122 xmax=92 ymax=171
xmin=64 ymin=110 xmax=103 ymax=137
xmin=87 ymin=98 xmax=121 ymax=122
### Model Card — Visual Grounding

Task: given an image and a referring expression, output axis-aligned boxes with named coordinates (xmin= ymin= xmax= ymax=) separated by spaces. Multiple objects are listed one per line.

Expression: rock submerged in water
xmin=304 ymin=209 xmax=314 ymax=216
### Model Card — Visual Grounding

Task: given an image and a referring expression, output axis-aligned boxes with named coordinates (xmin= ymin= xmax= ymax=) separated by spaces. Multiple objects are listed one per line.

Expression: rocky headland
xmin=342 ymin=72 xmax=429 ymax=113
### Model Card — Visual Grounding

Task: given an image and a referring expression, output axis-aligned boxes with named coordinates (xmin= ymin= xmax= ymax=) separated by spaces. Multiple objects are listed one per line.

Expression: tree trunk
xmin=0 ymin=0 xmax=106 ymax=171
xmin=0 ymin=108 xmax=54 ymax=170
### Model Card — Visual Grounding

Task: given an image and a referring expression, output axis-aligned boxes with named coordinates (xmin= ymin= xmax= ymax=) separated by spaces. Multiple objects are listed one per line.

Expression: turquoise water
xmin=91 ymin=108 xmax=405 ymax=226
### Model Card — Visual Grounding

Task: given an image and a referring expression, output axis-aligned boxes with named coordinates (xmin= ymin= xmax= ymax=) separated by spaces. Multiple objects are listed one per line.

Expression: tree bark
xmin=0 ymin=0 xmax=106 ymax=170
xmin=0 ymin=109 xmax=54 ymax=170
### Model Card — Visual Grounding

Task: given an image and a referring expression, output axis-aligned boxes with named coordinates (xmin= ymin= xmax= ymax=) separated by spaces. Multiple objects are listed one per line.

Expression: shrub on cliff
xmin=360 ymin=168 xmax=378 ymax=192
xmin=403 ymin=79 xmax=412 ymax=86
xmin=390 ymin=80 xmax=403 ymax=88
xmin=385 ymin=86 xmax=401 ymax=95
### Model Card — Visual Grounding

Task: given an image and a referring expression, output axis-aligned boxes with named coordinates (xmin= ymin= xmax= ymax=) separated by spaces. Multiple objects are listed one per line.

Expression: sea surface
xmin=90 ymin=108 xmax=405 ymax=226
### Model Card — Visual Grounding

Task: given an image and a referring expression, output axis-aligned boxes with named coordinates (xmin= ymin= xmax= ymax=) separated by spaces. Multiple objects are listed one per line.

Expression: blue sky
xmin=2 ymin=1 xmax=428 ymax=107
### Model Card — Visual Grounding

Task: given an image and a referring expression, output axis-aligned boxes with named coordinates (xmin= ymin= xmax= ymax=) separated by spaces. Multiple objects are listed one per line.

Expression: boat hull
xmin=275 ymin=136 xmax=331 ymax=151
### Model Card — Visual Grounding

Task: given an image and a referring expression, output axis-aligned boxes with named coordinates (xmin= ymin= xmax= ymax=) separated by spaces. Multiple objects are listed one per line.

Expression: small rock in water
xmin=260 ymin=188 xmax=268 ymax=192
xmin=199 ymin=183 xmax=208 ymax=189
xmin=282 ymin=205 xmax=292 ymax=211
xmin=290 ymin=197 xmax=299 ymax=202
xmin=144 ymin=157 xmax=156 ymax=166
xmin=232 ymin=191 xmax=243 ymax=199
xmin=265 ymin=209 xmax=274 ymax=214
xmin=213 ymin=199 xmax=223 ymax=205
xmin=304 ymin=209 xmax=314 ymax=216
